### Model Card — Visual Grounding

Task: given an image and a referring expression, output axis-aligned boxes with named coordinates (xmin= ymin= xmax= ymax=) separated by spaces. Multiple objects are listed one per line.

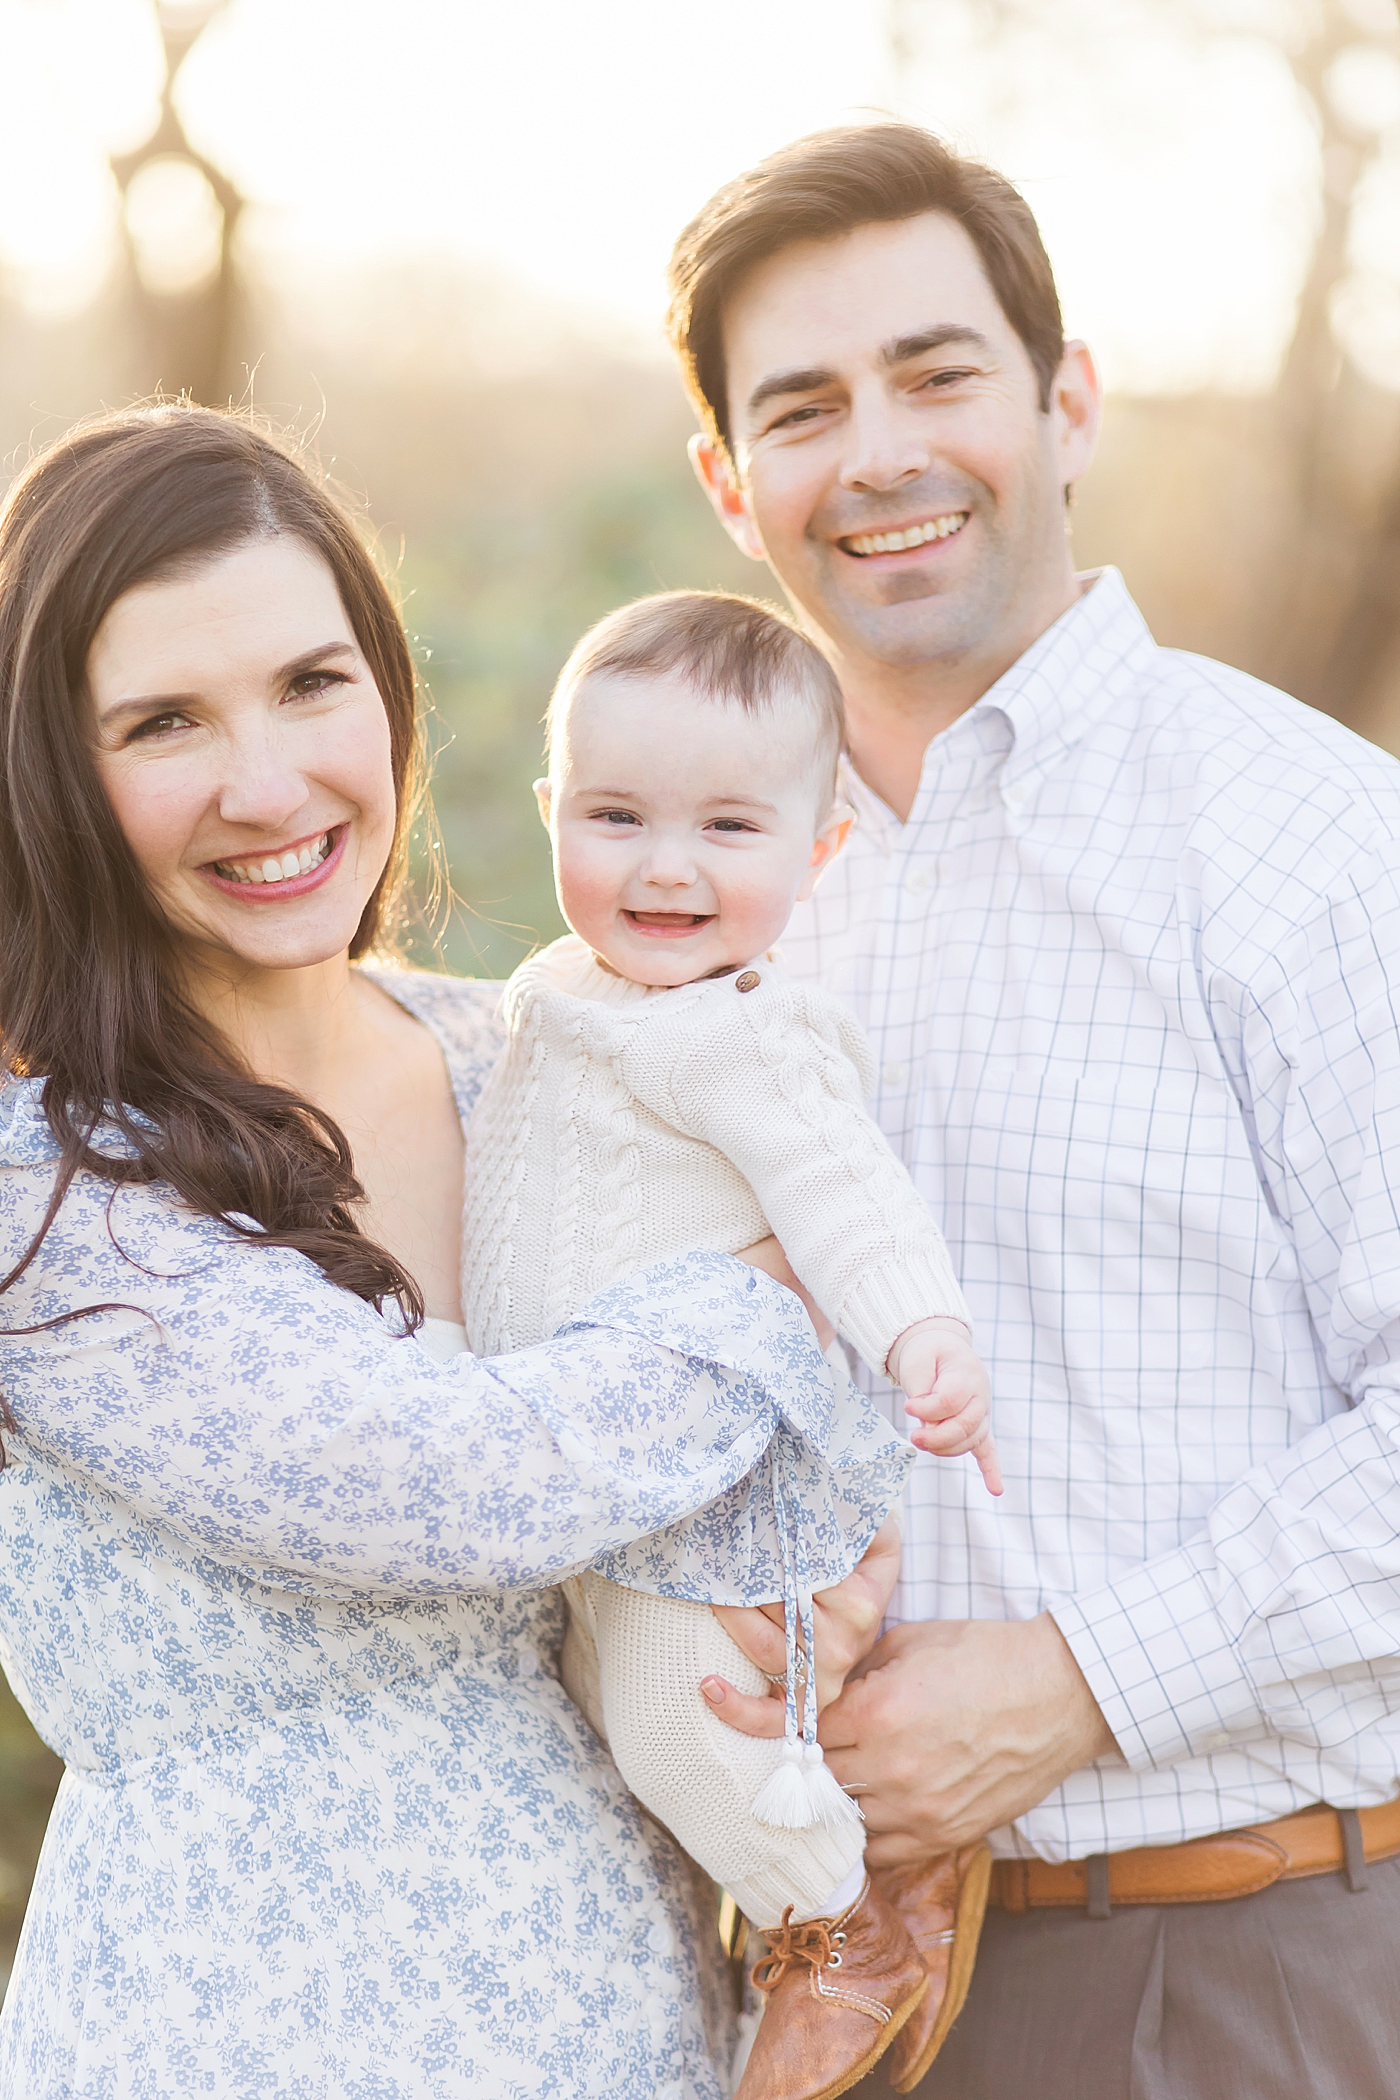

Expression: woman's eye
xmin=126 ymin=711 xmax=191 ymax=743
xmin=287 ymin=669 xmax=348 ymax=698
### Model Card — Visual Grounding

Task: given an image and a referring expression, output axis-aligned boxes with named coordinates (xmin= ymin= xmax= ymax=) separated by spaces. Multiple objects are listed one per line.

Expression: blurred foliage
xmin=0 ymin=1673 xmax=63 ymax=1989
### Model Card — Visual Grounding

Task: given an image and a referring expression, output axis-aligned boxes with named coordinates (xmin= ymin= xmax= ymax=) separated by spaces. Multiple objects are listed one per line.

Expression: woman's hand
xmin=734 ymin=1235 xmax=836 ymax=1350
xmin=700 ymin=1513 xmax=903 ymax=1732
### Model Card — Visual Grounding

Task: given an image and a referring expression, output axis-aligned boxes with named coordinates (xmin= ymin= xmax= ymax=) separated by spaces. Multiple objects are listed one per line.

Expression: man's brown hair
xmin=548 ymin=590 xmax=846 ymax=795
xmin=666 ymin=122 xmax=1065 ymax=459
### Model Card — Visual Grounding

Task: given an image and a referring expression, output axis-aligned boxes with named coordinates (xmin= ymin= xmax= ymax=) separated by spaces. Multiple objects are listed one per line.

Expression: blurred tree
xmin=889 ymin=0 xmax=1400 ymax=737
xmin=110 ymin=0 xmax=244 ymax=404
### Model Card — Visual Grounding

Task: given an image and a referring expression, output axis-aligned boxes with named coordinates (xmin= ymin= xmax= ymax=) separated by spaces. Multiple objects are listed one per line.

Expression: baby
xmin=463 ymin=592 xmax=998 ymax=2100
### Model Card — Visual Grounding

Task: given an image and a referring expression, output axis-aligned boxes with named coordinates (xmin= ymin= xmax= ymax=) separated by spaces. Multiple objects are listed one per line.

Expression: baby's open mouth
xmin=625 ymin=911 xmax=715 ymax=933
xmin=840 ymin=510 xmax=969 ymax=558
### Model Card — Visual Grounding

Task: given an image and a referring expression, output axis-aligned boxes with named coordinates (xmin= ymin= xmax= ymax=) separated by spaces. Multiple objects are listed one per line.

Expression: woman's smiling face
xmin=88 ymin=534 xmax=397 ymax=981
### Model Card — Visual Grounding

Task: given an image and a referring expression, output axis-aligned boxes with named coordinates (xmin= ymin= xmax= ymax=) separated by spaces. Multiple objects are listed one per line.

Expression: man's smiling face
xmin=702 ymin=211 xmax=1097 ymax=678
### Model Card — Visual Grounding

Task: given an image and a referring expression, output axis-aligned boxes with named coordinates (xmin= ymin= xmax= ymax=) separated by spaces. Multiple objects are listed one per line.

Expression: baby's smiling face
xmin=538 ymin=668 xmax=850 ymax=987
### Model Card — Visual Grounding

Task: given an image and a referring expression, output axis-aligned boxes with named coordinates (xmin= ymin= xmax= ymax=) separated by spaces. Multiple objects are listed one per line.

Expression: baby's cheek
xmin=554 ymin=845 xmax=622 ymax=942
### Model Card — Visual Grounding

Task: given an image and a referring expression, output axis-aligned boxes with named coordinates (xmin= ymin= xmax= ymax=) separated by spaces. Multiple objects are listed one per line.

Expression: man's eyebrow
xmin=745 ymin=367 xmax=838 ymax=420
xmin=96 ymin=640 xmax=359 ymax=729
xmin=882 ymin=325 xmax=992 ymax=367
xmin=744 ymin=327 xmax=993 ymax=423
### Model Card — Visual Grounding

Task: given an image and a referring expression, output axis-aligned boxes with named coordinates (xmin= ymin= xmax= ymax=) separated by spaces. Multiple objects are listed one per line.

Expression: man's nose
xmin=839 ymin=385 xmax=929 ymax=495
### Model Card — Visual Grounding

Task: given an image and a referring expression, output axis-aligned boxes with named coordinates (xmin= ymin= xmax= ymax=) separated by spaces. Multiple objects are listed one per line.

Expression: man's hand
xmin=713 ymin=1611 xmax=1118 ymax=1866
xmin=702 ymin=1514 xmax=902 ymax=1717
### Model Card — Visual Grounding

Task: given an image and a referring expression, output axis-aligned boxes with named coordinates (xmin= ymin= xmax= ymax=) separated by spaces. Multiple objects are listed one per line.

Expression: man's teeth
xmin=845 ymin=512 xmax=968 ymax=557
xmin=214 ymin=833 xmax=332 ymax=885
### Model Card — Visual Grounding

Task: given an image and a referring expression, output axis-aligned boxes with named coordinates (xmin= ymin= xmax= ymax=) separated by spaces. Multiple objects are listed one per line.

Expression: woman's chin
xmin=173 ymin=897 xmax=373 ymax=980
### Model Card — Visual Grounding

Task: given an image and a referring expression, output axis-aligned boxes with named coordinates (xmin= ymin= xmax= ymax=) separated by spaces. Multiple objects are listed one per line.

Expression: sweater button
xmin=735 ymin=970 xmax=761 ymax=992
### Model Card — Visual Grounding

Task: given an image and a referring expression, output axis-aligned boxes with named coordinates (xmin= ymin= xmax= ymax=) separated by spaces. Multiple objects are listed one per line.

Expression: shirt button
xmin=1003 ymin=780 xmax=1029 ymax=808
xmin=882 ymin=1062 xmax=906 ymax=1089
xmin=904 ymin=866 xmax=931 ymax=895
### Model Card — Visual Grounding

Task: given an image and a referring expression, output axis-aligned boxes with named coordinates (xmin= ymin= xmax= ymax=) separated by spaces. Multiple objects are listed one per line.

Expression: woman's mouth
xmin=624 ymin=910 xmax=715 ymax=938
xmin=203 ymin=826 xmax=347 ymax=898
xmin=840 ymin=510 xmax=969 ymax=558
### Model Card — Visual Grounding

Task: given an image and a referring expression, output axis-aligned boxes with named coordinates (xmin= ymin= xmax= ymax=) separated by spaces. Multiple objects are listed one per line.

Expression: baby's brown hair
xmin=547 ymin=591 xmax=846 ymax=803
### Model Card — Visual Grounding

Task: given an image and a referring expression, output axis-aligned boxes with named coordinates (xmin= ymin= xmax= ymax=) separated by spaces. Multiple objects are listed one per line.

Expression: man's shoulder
xmin=1132 ymin=646 xmax=1400 ymax=876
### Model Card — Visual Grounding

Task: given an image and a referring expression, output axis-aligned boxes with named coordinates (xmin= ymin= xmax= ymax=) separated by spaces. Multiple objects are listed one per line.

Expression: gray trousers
xmin=851 ymin=1856 xmax=1400 ymax=2100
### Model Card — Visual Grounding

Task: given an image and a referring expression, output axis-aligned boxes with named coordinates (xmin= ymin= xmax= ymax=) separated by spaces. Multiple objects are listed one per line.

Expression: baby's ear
xmin=797 ymin=801 xmax=855 ymax=901
xmin=533 ymin=778 xmax=552 ymax=830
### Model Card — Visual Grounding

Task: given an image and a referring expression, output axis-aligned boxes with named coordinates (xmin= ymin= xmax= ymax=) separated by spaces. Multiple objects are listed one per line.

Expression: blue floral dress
xmin=0 ymin=972 xmax=907 ymax=2099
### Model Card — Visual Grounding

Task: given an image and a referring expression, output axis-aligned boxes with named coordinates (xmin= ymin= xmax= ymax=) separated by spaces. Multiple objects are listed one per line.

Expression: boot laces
xmin=750 ymin=1906 xmax=836 ymax=1993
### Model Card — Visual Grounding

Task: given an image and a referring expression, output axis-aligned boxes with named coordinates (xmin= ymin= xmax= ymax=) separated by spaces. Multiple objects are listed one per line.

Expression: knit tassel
xmin=752 ymin=1740 xmax=865 ymax=1833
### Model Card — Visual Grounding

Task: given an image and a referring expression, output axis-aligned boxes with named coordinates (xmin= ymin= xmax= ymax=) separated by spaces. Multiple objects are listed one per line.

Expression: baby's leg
xmin=581 ymin=1572 xmax=865 ymax=1927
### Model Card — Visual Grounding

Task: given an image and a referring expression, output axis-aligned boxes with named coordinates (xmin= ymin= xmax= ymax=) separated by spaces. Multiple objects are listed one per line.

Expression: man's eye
xmin=769 ymin=404 xmax=827 ymax=432
xmin=919 ymin=367 xmax=975 ymax=391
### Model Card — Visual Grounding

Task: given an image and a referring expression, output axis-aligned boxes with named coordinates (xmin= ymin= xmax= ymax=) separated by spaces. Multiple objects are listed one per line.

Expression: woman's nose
xmin=215 ymin=728 xmax=310 ymax=833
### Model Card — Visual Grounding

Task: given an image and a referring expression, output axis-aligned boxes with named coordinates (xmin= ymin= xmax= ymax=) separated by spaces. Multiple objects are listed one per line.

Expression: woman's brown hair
xmin=0 ymin=404 xmax=430 ymax=1342
xmin=667 ymin=122 xmax=1065 ymax=461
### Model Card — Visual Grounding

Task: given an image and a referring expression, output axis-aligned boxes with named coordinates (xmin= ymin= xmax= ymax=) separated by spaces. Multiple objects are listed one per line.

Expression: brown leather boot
xmin=877 ymin=1845 xmax=993 ymax=2093
xmin=735 ymin=1874 xmax=928 ymax=2100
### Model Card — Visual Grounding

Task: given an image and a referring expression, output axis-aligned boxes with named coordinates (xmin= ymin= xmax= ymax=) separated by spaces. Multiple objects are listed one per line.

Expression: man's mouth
xmin=208 ymin=828 xmax=337 ymax=887
xmin=624 ymin=910 xmax=715 ymax=936
xmin=840 ymin=511 xmax=970 ymax=558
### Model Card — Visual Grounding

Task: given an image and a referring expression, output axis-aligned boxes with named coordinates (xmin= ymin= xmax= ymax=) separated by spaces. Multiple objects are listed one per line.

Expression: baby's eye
xmin=708 ymin=819 xmax=760 ymax=834
xmin=589 ymin=808 xmax=642 ymax=826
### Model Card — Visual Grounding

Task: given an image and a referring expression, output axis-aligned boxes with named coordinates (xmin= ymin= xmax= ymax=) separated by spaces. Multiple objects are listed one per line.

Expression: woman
xmin=0 ymin=407 xmax=891 ymax=2098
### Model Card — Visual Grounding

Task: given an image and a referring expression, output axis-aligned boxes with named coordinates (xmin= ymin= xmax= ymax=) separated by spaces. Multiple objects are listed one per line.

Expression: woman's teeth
xmin=845 ymin=512 xmax=968 ymax=557
xmin=214 ymin=833 xmax=332 ymax=885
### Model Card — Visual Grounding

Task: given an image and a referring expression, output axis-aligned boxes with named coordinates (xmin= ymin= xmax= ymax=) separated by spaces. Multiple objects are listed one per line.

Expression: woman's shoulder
xmin=358 ymin=964 xmax=506 ymax=1123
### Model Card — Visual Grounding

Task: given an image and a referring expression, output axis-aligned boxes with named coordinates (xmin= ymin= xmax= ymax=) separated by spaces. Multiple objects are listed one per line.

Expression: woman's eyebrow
xmin=96 ymin=640 xmax=360 ymax=729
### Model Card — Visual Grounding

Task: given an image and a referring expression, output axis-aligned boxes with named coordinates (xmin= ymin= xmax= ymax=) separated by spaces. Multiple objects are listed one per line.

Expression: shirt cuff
xmin=1051 ymin=1539 xmax=1266 ymax=1771
xmin=838 ymin=1253 xmax=973 ymax=1376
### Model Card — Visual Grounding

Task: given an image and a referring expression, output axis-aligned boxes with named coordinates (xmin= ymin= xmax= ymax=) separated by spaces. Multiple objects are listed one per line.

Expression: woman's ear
xmin=687 ymin=434 xmax=766 ymax=563
xmin=796 ymin=802 xmax=855 ymax=902
xmin=533 ymin=777 xmax=552 ymax=831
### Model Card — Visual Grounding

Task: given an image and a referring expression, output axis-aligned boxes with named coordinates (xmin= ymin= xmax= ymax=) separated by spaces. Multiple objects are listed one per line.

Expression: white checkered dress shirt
xmin=781 ymin=566 xmax=1400 ymax=1862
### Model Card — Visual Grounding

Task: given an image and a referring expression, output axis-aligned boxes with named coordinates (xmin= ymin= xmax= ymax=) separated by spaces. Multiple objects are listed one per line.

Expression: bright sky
xmin=0 ymin=0 xmax=1397 ymax=393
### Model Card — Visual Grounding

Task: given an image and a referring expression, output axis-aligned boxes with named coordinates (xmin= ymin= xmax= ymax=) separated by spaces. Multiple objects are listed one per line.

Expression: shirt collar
xmin=840 ymin=567 xmax=1158 ymax=844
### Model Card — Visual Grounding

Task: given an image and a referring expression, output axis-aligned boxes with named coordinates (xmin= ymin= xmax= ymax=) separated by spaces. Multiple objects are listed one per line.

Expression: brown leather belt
xmin=990 ymin=1799 xmax=1400 ymax=1918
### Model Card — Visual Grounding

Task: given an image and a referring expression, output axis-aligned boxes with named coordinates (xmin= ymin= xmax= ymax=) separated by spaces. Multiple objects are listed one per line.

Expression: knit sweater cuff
xmin=838 ymin=1252 xmax=973 ymax=1377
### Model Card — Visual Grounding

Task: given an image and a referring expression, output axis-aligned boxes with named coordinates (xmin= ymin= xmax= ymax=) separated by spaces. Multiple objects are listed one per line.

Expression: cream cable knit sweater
xmin=463 ymin=935 xmax=970 ymax=1364
xmin=462 ymin=935 xmax=972 ymax=1927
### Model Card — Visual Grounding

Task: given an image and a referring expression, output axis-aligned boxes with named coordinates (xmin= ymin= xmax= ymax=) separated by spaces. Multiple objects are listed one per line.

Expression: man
xmin=668 ymin=123 xmax=1400 ymax=2097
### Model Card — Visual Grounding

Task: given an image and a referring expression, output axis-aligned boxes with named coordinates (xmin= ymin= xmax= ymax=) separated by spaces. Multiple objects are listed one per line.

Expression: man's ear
xmin=796 ymin=802 xmax=855 ymax=902
xmin=688 ymin=433 xmax=766 ymax=562
xmin=1052 ymin=341 xmax=1102 ymax=499
xmin=533 ymin=777 xmax=552 ymax=830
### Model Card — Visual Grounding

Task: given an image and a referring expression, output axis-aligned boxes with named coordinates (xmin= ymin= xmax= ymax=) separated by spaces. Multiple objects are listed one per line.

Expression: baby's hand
xmin=887 ymin=1317 xmax=1002 ymax=1497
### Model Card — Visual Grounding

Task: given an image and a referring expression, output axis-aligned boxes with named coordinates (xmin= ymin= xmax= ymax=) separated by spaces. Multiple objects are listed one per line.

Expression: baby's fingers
xmin=973 ymin=1432 xmax=1004 ymax=1498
